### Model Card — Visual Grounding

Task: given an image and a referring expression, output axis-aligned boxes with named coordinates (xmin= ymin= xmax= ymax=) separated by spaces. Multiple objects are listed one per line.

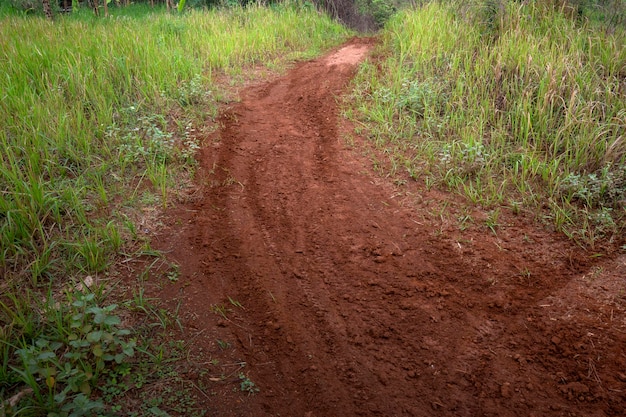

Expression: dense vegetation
xmin=0 ymin=3 xmax=350 ymax=414
xmin=350 ymin=0 xmax=625 ymax=247
xmin=0 ymin=2 xmax=348 ymax=281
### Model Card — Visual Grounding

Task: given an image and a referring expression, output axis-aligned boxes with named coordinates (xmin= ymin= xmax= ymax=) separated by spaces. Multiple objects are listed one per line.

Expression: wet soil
xmin=151 ymin=38 xmax=626 ymax=416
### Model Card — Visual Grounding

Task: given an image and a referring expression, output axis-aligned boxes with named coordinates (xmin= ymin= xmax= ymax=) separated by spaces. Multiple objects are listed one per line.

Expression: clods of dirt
xmin=150 ymin=38 xmax=626 ymax=416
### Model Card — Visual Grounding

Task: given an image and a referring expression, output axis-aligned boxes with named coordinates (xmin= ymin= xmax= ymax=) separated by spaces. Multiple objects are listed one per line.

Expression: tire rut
xmin=152 ymin=38 xmax=626 ymax=417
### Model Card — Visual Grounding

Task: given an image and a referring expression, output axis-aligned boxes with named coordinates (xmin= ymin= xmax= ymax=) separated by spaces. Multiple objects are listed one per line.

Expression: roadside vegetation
xmin=349 ymin=0 xmax=625 ymax=248
xmin=3 ymin=0 xmax=625 ymax=413
xmin=0 ymin=2 xmax=350 ymax=414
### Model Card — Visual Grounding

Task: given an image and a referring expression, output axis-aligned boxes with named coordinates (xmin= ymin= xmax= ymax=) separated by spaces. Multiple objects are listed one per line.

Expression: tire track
xmin=153 ymin=38 xmax=626 ymax=417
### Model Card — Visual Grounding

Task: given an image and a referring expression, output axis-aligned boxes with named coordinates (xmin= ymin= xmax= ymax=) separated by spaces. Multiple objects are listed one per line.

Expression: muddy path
xmin=153 ymin=38 xmax=626 ymax=416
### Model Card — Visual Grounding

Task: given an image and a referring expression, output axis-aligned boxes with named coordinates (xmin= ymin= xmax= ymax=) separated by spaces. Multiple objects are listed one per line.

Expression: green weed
xmin=0 ymin=291 xmax=135 ymax=415
xmin=238 ymin=372 xmax=259 ymax=395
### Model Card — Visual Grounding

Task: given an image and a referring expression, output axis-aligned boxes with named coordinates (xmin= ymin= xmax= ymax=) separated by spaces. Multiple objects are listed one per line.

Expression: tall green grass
xmin=0 ymin=3 xmax=350 ymax=284
xmin=350 ymin=0 xmax=625 ymax=246
xmin=1 ymin=3 xmax=350 ymax=414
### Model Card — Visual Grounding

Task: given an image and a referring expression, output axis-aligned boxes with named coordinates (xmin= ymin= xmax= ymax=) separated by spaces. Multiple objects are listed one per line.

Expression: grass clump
xmin=349 ymin=0 xmax=625 ymax=247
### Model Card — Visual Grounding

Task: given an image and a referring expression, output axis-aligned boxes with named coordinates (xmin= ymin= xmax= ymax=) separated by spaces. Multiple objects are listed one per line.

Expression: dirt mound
xmin=152 ymin=38 xmax=626 ymax=416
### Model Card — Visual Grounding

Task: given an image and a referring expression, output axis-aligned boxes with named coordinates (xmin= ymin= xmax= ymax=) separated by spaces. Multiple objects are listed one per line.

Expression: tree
xmin=42 ymin=0 xmax=53 ymax=19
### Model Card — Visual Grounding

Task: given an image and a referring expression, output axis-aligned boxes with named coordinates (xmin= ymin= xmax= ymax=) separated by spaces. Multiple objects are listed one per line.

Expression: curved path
xmin=154 ymin=38 xmax=626 ymax=416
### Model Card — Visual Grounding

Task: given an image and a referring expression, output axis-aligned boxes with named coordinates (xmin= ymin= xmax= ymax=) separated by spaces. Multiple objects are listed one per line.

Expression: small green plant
xmin=518 ymin=267 xmax=536 ymax=286
xmin=485 ymin=209 xmax=501 ymax=234
xmin=510 ymin=200 xmax=522 ymax=215
xmin=167 ymin=263 xmax=181 ymax=282
xmin=238 ymin=372 xmax=259 ymax=395
xmin=210 ymin=304 xmax=231 ymax=319
xmin=216 ymin=339 xmax=230 ymax=350
xmin=397 ymin=79 xmax=441 ymax=119
xmin=176 ymin=74 xmax=212 ymax=107
xmin=458 ymin=213 xmax=474 ymax=231
xmin=2 ymin=292 xmax=136 ymax=415
xmin=559 ymin=166 xmax=626 ymax=209
xmin=228 ymin=296 xmax=243 ymax=309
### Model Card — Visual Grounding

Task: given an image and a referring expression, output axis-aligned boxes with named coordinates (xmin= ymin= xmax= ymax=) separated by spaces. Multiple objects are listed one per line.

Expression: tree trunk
xmin=42 ymin=0 xmax=53 ymax=19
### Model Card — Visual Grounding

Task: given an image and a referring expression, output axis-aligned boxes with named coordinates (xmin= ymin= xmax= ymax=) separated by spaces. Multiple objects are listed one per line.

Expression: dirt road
xmin=154 ymin=38 xmax=626 ymax=416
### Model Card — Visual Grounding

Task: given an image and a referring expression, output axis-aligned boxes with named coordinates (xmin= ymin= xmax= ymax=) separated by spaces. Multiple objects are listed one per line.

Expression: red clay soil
xmin=152 ymin=38 xmax=626 ymax=416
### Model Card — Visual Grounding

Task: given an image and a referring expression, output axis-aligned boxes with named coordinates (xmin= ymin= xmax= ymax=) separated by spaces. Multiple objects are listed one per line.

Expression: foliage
xmin=559 ymin=165 xmax=626 ymax=209
xmin=349 ymin=0 xmax=626 ymax=246
xmin=0 ymin=285 xmax=216 ymax=416
xmin=0 ymin=292 xmax=135 ymax=415
xmin=238 ymin=372 xmax=260 ymax=394
xmin=5 ymin=0 xmax=39 ymax=13
xmin=355 ymin=0 xmax=396 ymax=27
xmin=312 ymin=0 xmax=378 ymax=31
xmin=564 ymin=0 xmax=626 ymax=28
xmin=0 ymin=3 xmax=350 ymax=283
